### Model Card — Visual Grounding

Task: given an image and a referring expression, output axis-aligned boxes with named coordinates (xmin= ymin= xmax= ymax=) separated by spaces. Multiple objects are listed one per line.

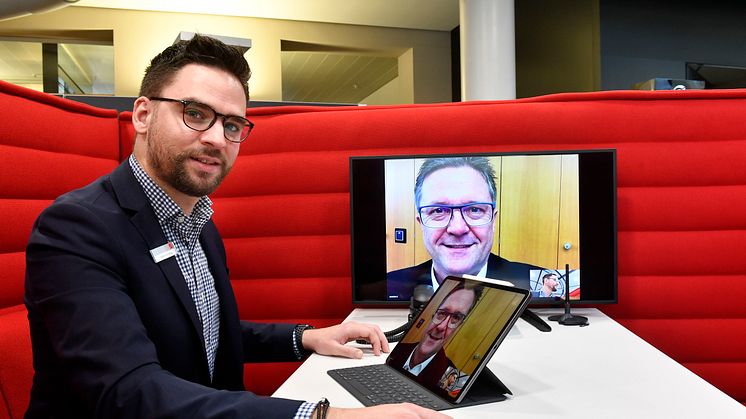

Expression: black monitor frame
xmin=350 ymin=149 xmax=617 ymax=307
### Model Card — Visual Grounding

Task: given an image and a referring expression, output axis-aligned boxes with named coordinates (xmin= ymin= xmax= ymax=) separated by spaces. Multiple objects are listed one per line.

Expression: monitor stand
xmin=448 ymin=367 xmax=511 ymax=408
xmin=520 ymin=309 xmax=552 ymax=332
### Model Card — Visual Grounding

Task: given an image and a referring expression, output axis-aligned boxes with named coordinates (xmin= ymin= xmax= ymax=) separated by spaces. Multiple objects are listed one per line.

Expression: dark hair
xmin=414 ymin=157 xmax=497 ymax=208
xmin=439 ymin=281 xmax=484 ymax=315
xmin=542 ymin=273 xmax=558 ymax=283
xmin=139 ymin=34 xmax=251 ymax=99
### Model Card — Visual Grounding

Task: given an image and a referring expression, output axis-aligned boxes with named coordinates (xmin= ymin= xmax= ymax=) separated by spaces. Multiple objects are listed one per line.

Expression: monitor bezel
xmin=350 ymin=149 xmax=618 ymax=307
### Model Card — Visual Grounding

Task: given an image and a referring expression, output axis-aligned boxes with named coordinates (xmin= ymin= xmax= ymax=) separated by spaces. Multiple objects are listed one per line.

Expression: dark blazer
xmin=395 ymin=342 xmax=455 ymax=387
xmin=24 ymin=161 xmax=303 ymax=419
xmin=386 ymin=253 xmax=538 ymax=300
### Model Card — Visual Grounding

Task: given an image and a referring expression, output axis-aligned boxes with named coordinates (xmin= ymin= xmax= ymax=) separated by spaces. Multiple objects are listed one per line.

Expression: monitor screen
xmin=350 ymin=150 xmax=617 ymax=306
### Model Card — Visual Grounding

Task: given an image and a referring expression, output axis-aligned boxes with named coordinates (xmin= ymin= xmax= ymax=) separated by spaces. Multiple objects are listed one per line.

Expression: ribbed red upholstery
xmin=2 ymin=79 xmax=745 ymax=416
xmin=230 ymin=90 xmax=746 ymax=404
xmin=0 ymin=307 xmax=32 ymax=419
xmin=0 ymin=80 xmax=120 ymax=418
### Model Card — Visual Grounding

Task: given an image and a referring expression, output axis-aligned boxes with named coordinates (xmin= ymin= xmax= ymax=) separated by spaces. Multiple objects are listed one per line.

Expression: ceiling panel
xmin=59 ymin=43 xmax=114 ymax=93
xmin=73 ymin=0 xmax=459 ymax=31
xmin=0 ymin=41 xmax=42 ymax=85
xmin=282 ymin=51 xmax=398 ymax=103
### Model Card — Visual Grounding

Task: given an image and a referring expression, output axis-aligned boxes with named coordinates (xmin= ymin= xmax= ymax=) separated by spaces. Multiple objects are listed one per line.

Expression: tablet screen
xmin=385 ymin=276 xmax=530 ymax=403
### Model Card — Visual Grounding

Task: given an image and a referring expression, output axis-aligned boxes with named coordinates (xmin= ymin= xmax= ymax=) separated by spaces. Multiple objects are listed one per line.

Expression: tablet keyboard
xmin=328 ymin=364 xmax=451 ymax=410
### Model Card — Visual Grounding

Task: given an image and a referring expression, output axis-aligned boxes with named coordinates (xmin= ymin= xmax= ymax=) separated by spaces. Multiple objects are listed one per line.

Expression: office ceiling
xmin=0 ymin=1 xmax=459 ymax=102
xmin=73 ymin=0 xmax=460 ymax=31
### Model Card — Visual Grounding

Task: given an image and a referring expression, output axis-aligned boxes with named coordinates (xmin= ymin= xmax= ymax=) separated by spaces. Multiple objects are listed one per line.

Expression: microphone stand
xmin=548 ymin=264 xmax=589 ymax=326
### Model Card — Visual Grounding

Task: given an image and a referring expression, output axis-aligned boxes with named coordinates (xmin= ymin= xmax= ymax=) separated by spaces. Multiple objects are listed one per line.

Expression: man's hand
xmin=326 ymin=403 xmax=452 ymax=419
xmin=302 ymin=322 xmax=389 ymax=358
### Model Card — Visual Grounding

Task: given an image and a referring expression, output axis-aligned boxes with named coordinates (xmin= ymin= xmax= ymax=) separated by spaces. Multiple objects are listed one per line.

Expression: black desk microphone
xmin=356 ymin=284 xmax=434 ymax=345
xmin=548 ymin=264 xmax=589 ymax=326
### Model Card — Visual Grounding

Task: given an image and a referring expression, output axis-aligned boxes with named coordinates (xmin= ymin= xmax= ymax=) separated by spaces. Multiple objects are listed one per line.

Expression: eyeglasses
xmin=148 ymin=97 xmax=254 ymax=143
xmin=418 ymin=202 xmax=496 ymax=229
xmin=432 ymin=309 xmax=468 ymax=329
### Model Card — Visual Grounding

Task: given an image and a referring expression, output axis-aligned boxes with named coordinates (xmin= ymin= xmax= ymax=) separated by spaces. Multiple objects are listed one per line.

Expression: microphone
xmin=548 ymin=264 xmax=589 ymax=327
xmin=356 ymin=284 xmax=434 ymax=345
xmin=409 ymin=284 xmax=434 ymax=323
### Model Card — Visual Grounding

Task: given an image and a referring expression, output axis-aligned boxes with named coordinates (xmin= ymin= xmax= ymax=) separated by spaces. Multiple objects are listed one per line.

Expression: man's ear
xmin=132 ymin=96 xmax=152 ymax=135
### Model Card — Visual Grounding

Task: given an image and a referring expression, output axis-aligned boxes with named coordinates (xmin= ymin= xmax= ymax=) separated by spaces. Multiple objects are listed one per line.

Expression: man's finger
xmin=376 ymin=326 xmax=390 ymax=353
xmin=338 ymin=344 xmax=363 ymax=359
xmin=364 ymin=328 xmax=383 ymax=356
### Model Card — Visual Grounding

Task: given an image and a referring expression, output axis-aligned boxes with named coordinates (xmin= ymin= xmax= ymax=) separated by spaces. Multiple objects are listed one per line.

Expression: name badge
xmin=150 ymin=242 xmax=177 ymax=263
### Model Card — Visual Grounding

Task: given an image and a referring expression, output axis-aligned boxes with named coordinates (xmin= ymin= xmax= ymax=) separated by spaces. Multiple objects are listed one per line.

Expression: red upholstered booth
xmin=2 ymin=79 xmax=746 ymax=417
xmin=0 ymin=81 xmax=120 ymax=419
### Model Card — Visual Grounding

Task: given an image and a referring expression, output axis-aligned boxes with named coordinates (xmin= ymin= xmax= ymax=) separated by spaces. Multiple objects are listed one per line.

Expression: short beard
xmin=146 ymin=127 xmax=231 ymax=197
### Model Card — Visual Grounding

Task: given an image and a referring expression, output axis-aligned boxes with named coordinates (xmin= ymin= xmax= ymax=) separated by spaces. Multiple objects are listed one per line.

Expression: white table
xmin=273 ymin=308 xmax=746 ymax=418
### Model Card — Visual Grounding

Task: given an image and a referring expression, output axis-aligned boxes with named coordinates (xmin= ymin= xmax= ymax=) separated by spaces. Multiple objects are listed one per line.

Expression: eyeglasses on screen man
xmin=418 ymin=203 xmax=496 ymax=229
xmin=432 ymin=309 xmax=468 ymax=329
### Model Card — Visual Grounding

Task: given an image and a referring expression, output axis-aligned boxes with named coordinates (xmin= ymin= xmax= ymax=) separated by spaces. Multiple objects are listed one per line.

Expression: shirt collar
xmin=128 ymin=154 xmax=214 ymax=225
xmin=431 ymin=259 xmax=489 ymax=293
xmin=402 ymin=346 xmax=437 ymax=376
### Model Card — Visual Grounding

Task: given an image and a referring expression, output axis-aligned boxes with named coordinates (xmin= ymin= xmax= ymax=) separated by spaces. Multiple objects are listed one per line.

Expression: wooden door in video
xmin=385 ymin=159 xmax=417 ymax=272
xmin=498 ymin=155 xmax=579 ymax=269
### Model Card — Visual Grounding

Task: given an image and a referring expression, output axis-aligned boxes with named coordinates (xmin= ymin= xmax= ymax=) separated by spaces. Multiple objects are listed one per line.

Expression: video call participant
xmin=439 ymin=370 xmax=462 ymax=398
xmin=24 ymin=35 xmax=448 ymax=419
xmin=387 ymin=157 xmax=542 ymax=300
xmin=399 ymin=283 xmax=482 ymax=386
xmin=539 ymin=273 xmax=560 ymax=297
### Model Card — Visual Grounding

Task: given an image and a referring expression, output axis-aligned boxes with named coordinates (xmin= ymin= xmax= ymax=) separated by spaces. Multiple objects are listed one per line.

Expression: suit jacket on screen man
xmin=386 ymin=253 xmax=537 ymax=300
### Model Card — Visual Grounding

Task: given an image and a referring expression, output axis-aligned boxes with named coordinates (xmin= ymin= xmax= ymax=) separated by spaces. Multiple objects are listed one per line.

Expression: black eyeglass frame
xmin=417 ymin=202 xmax=497 ymax=229
xmin=148 ymin=96 xmax=254 ymax=143
xmin=431 ymin=308 xmax=468 ymax=329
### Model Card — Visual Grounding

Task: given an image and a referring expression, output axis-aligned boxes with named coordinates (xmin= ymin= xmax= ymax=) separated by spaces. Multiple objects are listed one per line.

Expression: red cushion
xmin=603 ymin=275 xmax=746 ymax=319
xmin=233 ymin=90 xmax=746 ymax=401
xmin=683 ymin=362 xmax=746 ymax=404
xmin=0 ymin=82 xmax=122 ymax=416
xmin=0 ymin=82 xmax=121 ymax=312
xmin=118 ymin=112 xmax=135 ymax=161
xmin=212 ymin=193 xmax=349 ymax=238
xmin=611 ymin=318 xmax=746 ymax=363
xmin=225 ymin=236 xmax=350 ymax=280
xmin=4 ymin=84 xmax=746 ymax=404
xmin=232 ymin=277 xmax=352 ymax=321
xmin=0 ymin=80 xmax=118 ymax=160
xmin=0 ymin=254 xmax=25 ymax=309
xmin=241 ymin=318 xmax=340 ymax=396
xmin=0 ymin=306 xmax=32 ymax=419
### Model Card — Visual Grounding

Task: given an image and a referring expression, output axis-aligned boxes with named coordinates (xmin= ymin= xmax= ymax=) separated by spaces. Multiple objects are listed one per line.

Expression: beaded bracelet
xmin=316 ymin=397 xmax=329 ymax=419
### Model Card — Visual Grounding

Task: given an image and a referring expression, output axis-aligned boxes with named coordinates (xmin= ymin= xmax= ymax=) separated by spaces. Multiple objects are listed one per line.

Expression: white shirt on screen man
xmin=430 ymin=261 xmax=488 ymax=292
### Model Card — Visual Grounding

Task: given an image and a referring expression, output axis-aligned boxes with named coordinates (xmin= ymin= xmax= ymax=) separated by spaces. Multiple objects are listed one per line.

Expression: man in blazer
xmin=25 ymin=35 xmax=447 ymax=419
xmin=387 ymin=157 xmax=540 ymax=300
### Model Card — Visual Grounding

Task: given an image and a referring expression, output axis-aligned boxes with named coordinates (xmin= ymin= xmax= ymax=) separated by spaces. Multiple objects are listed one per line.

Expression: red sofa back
xmin=0 ymin=80 xmax=120 ymax=419
xmin=232 ymin=93 xmax=746 ymax=406
xmin=2 ymin=80 xmax=745 ymax=417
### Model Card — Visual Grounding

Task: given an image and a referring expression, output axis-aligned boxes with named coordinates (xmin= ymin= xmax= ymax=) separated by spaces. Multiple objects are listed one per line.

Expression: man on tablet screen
xmin=399 ymin=283 xmax=482 ymax=386
xmin=387 ymin=157 xmax=541 ymax=299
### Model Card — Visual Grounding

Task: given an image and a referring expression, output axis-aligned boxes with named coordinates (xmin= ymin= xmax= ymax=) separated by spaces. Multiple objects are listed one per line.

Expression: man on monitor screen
xmin=539 ymin=272 xmax=560 ymax=297
xmin=387 ymin=157 xmax=541 ymax=299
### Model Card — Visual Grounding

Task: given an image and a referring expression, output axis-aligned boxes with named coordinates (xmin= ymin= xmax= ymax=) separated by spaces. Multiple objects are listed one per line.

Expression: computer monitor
xmin=350 ymin=149 xmax=617 ymax=306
